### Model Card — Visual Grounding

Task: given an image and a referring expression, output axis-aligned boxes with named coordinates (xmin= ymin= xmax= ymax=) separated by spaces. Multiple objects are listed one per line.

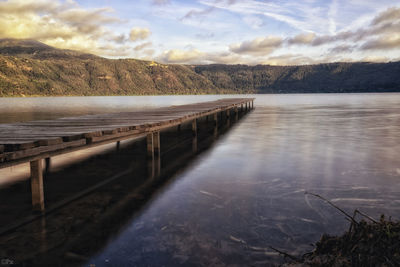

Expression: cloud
xmin=262 ymin=54 xmax=319 ymax=66
xmin=134 ymin=42 xmax=152 ymax=51
xmin=329 ymin=44 xmax=356 ymax=53
xmin=230 ymin=36 xmax=283 ymax=55
xmin=287 ymin=33 xmax=316 ymax=45
xmin=242 ymin=15 xmax=265 ymax=29
xmin=158 ymin=49 xmax=205 ymax=64
xmin=205 ymin=52 xmax=242 ymax=64
xmin=129 ymin=27 xmax=151 ymax=41
xmin=110 ymin=34 xmax=127 ymax=44
xmin=371 ymin=7 xmax=400 ymax=25
xmin=195 ymin=32 xmax=215 ymax=39
xmin=361 ymin=35 xmax=400 ymax=50
xmin=157 ymin=49 xmax=245 ymax=65
xmin=181 ymin=7 xmax=215 ymax=20
xmin=200 ymin=0 xmax=335 ymax=34
xmin=152 ymin=0 xmax=170 ymax=5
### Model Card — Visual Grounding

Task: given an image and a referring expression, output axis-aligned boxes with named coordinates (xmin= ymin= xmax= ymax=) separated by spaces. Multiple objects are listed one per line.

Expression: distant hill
xmin=194 ymin=63 xmax=400 ymax=93
xmin=0 ymin=39 xmax=399 ymax=96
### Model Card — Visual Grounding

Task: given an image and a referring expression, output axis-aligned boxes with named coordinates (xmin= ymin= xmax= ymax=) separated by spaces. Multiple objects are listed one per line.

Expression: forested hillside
xmin=194 ymin=63 xmax=400 ymax=93
xmin=1 ymin=39 xmax=399 ymax=96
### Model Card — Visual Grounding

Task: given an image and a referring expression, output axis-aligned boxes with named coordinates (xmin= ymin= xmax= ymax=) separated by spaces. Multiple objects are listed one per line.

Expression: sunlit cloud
xmin=158 ymin=49 xmax=205 ymax=64
xmin=0 ymin=0 xmax=135 ymax=56
xmin=134 ymin=42 xmax=153 ymax=51
xmin=230 ymin=36 xmax=283 ymax=55
xmin=361 ymin=35 xmax=400 ymax=50
xmin=287 ymin=33 xmax=316 ymax=45
xmin=129 ymin=28 xmax=151 ymax=41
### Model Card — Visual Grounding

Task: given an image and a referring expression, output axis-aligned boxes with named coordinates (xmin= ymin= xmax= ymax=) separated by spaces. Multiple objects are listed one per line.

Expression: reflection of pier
xmin=0 ymin=98 xmax=254 ymax=212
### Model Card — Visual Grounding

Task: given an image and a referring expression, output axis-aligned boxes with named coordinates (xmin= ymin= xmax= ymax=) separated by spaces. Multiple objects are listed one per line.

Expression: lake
xmin=0 ymin=94 xmax=400 ymax=266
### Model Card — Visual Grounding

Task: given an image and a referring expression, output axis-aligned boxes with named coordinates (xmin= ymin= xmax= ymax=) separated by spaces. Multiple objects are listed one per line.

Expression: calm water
xmin=1 ymin=94 xmax=400 ymax=266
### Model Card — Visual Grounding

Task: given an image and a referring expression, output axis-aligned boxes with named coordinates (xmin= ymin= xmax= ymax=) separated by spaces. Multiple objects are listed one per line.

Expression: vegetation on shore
xmin=282 ymin=193 xmax=400 ymax=266
xmin=1 ymin=39 xmax=400 ymax=97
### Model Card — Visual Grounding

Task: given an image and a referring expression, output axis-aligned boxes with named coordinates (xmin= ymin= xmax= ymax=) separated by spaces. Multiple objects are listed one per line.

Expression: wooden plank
xmin=4 ymin=141 xmax=36 ymax=152
xmin=4 ymin=139 xmax=86 ymax=161
xmin=88 ymin=129 xmax=141 ymax=143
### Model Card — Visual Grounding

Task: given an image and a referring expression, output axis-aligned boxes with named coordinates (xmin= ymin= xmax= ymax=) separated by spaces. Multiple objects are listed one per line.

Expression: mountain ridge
xmin=0 ymin=39 xmax=399 ymax=96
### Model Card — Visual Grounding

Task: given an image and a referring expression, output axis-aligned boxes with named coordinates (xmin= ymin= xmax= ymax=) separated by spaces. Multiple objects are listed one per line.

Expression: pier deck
xmin=0 ymin=98 xmax=254 ymax=211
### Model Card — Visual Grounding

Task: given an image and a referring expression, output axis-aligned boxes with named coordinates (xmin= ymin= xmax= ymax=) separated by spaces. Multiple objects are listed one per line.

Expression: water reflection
xmin=87 ymin=94 xmax=400 ymax=266
xmin=0 ymin=94 xmax=400 ymax=266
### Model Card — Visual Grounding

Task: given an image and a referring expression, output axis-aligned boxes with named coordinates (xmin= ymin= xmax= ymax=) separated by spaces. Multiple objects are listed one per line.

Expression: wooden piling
xmin=235 ymin=106 xmax=239 ymax=121
xmin=45 ymin=157 xmax=51 ymax=174
xmin=30 ymin=159 xmax=45 ymax=212
xmin=153 ymin=131 xmax=160 ymax=156
xmin=146 ymin=133 xmax=154 ymax=159
xmin=213 ymin=113 xmax=218 ymax=138
xmin=116 ymin=141 xmax=120 ymax=151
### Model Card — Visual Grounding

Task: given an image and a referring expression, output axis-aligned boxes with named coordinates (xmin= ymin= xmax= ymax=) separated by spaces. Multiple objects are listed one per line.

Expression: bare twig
xmin=354 ymin=209 xmax=378 ymax=224
xmin=304 ymin=192 xmax=358 ymax=225
xmin=268 ymin=246 xmax=301 ymax=262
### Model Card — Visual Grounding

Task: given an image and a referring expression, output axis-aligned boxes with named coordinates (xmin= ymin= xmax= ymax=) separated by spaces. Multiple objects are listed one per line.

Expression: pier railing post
xmin=30 ymin=159 xmax=45 ymax=212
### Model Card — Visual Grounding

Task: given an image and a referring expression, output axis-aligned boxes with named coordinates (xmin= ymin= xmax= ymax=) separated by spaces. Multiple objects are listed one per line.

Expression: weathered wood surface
xmin=0 ymin=98 xmax=254 ymax=166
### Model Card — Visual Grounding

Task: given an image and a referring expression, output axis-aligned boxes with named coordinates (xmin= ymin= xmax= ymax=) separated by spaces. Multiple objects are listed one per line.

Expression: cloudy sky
xmin=0 ymin=0 xmax=399 ymax=65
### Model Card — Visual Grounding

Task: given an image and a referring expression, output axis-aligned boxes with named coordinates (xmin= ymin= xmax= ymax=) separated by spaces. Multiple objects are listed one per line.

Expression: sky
xmin=0 ymin=0 xmax=399 ymax=65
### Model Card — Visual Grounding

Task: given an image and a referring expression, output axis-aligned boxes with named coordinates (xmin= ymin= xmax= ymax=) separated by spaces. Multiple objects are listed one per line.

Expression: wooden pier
xmin=0 ymin=98 xmax=254 ymax=212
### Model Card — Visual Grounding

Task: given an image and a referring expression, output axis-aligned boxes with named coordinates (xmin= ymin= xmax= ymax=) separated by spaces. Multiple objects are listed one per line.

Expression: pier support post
xmin=213 ymin=112 xmax=218 ymax=138
xmin=241 ymin=104 xmax=243 ymax=112
xmin=45 ymin=157 xmax=51 ymax=174
xmin=30 ymin=159 xmax=45 ymax=212
xmin=153 ymin=131 xmax=160 ymax=156
xmin=146 ymin=133 xmax=154 ymax=159
xmin=116 ymin=141 xmax=120 ymax=151
xmin=192 ymin=119 xmax=197 ymax=153
xmin=251 ymin=100 xmax=254 ymax=109
xmin=226 ymin=109 xmax=230 ymax=127
xmin=154 ymin=132 xmax=161 ymax=177
xmin=235 ymin=106 xmax=239 ymax=121
xmin=147 ymin=132 xmax=160 ymax=179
